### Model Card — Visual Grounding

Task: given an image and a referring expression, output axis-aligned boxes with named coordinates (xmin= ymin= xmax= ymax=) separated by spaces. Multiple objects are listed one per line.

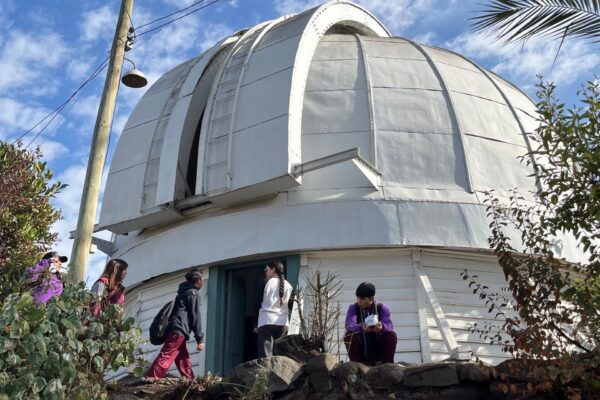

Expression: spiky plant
xmin=472 ymin=0 xmax=600 ymax=45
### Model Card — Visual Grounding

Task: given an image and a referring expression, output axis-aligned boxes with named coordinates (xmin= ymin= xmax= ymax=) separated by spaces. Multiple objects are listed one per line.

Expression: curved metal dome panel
xmin=100 ymin=0 xmax=389 ymax=233
xmin=98 ymin=1 xmax=586 ymax=287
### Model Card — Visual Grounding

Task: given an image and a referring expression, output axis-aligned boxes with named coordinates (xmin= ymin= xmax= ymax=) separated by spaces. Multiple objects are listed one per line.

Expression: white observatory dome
xmin=99 ymin=0 xmax=583 ymax=372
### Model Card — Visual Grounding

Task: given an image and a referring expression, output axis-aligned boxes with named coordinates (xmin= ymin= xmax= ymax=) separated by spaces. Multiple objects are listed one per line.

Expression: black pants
xmin=257 ymin=324 xmax=288 ymax=358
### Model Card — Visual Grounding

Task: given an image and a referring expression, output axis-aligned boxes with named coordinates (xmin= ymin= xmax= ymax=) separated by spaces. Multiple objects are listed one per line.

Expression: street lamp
xmin=69 ymin=0 xmax=146 ymax=283
xmin=122 ymin=57 xmax=148 ymax=88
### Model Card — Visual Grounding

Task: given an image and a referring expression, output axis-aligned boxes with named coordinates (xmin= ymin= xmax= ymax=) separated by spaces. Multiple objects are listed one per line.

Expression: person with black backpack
xmin=145 ymin=269 xmax=205 ymax=379
xmin=343 ymin=282 xmax=397 ymax=365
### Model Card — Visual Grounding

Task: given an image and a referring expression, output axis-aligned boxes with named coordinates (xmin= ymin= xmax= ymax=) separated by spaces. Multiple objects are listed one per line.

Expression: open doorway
xmin=223 ymin=265 xmax=265 ymax=369
xmin=206 ymin=255 xmax=300 ymax=375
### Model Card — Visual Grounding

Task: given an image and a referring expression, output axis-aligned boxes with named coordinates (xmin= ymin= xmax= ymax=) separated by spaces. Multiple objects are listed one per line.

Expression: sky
xmin=0 ymin=0 xmax=598 ymax=284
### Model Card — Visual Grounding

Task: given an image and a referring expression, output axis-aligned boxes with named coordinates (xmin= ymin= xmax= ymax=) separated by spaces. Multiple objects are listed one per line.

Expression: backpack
xmin=149 ymin=288 xmax=196 ymax=345
xmin=149 ymin=300 xmax=176 ymax=345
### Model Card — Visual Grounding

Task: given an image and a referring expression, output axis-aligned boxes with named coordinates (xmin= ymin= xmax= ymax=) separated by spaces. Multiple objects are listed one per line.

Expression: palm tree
xmin=472 ymin=0 xmax=600 ymax=45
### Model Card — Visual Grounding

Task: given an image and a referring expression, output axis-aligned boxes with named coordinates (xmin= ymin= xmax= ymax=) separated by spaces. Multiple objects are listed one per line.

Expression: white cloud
xmin=0 ymin=97 xmax=62 ymax=141
xmin=274 ymin=0 xmax=320 ymax=14
xmin=39 ymin=140 xmax=68 ymax=162
xmin=0 ymin=98 xmax=49 ymax=130
xmin=67 ymin=58 xmax=96 ymax=82
xmin=413 ymin=31 xmax=436 ymax=45
xmin=80 ymin=5 xmax=117 ymax=42
xmin=446 ymin=31 xmax=600 ymax=87
xmin=273 ymin=0 xmax=456 ymax=35
xmin=69 ymin=94 xmax=101 ymax=122
xmin=0 ymin=30 xmax=67 ymax=93
xmin=195 ymin=23 xmax=232 ymax=52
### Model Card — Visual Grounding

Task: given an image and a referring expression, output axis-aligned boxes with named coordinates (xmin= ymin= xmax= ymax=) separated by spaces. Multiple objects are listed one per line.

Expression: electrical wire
xmin=16 ymin=0 xmax=222 ymax=148
xmin=25 ymin=59 xmax=110 ymax=149
xmin=136 ymin=0 xmax=220 ymax=38
xmin=136 ymin=0 xmax=208 ymax=29
xmin=14 ymin=56 xmax=110 ymax=147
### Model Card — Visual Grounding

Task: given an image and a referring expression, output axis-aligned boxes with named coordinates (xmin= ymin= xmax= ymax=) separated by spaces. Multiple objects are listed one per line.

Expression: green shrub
xmin=0 ymin=283 xmax=145 ymax=400
xmin=0 ymin=141 xmax=63 ymax=299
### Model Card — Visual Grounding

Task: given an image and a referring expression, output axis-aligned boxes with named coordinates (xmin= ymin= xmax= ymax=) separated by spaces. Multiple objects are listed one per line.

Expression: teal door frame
xmin=205 ymin=254 xmax=300 ymax=375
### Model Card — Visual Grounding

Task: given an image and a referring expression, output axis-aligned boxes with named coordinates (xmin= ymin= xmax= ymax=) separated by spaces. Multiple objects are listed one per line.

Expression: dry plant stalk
xmin=295 ymin=269 xmax=343 ymax=352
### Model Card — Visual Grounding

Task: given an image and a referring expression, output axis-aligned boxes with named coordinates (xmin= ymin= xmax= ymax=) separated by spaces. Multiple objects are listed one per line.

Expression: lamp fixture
xmin=121 ymin=57 xmax=147 ymax=88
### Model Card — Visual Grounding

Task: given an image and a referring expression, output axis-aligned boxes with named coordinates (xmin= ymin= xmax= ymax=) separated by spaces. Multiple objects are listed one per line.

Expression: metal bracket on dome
xmin=89 ymin=236 xmax=114 ymax=255
xmin=291 ymin=147 xmax=382 ymax=188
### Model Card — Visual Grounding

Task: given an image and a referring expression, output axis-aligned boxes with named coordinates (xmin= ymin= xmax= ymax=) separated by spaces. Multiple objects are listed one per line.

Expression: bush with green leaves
xmin=0 ymin=140 xmax=146 ymax=399
xmin=465 ymin=78 xmax=600 ymax=398
xmin=0 ymin=140 xmax=64 ymax=299
xmin=0 ymin=282 xmax=145 ymax=400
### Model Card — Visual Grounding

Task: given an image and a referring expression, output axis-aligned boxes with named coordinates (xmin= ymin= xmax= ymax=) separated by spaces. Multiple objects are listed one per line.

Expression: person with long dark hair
xmin=90 ymin=259 xmax=128 ymax=316
xmin=254 ymin=260 xmax=293 ymax=358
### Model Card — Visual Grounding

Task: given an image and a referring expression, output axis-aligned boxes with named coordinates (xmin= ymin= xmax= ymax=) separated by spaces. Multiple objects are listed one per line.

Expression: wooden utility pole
xmin=69 ymin=0 xmax=134 ymax=283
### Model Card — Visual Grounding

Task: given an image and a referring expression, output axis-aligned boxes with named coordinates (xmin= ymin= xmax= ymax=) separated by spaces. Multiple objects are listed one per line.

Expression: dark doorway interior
xmin=223 ymin=265 xmax=265 ymax=370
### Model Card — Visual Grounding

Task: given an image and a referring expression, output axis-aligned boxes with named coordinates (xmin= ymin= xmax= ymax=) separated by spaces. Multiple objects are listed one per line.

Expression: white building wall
xmin=421 ymin=251 xmax=512 ymax=365
xmin=112 ymin=248 xmax=516 ymax=379
xmin=306 ymin=250 xmax=422 ymax=364
xmin=304 ymin=249 xmax=512 ymax=365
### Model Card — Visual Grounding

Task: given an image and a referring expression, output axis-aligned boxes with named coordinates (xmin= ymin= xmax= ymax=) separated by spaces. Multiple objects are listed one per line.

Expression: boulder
xmin=225 ymin=356 xmax=302 ymax=393
xmin=457 ymin=363 xmax=490 ymax=383
xmin=404 ymin=363 xmax=459 ymax=387
xmin=332 ymin=362 xmax=370 ymax=384
xmin=366 ymin=363 xmax=406 ymax=388
xmin=332 ymin=362 xmax=372 ymax=399
xmin=279 ymin=390 xmax=310 ymax=400
xmin=306 ymin=353 xmax=339 ymax=392
xmin=273 ymin=334 xmax=322 ymax=364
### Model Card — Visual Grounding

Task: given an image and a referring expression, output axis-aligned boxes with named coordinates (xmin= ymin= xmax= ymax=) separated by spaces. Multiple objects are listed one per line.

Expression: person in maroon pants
xmin=344 ymin=282 xmax=397 ymax=365
xmin=145 ymin=269 xmax=205 ymax=379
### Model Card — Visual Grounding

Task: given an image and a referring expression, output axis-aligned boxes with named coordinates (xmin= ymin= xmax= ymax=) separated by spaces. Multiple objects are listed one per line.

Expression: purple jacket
xmin=27 ymin=259 xmax=64 ymax=303
xmin=345 ymin=300 xmax=394 ymax=333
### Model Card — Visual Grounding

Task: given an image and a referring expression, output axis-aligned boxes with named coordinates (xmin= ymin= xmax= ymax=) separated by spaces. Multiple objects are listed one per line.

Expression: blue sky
xmin=0 ymin=0 xmax=597 ymax=283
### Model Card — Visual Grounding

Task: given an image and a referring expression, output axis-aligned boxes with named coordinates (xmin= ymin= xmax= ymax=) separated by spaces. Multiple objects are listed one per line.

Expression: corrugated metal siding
xmin=306 ymin=251 xmax=422 ymax=363
xmin=421 ymin=252 xmax=512 ymax=365
xmin=298 ymin=34 xmax=373 ymax=194
xmin=203 ymin=25 xmax=269 ymax=194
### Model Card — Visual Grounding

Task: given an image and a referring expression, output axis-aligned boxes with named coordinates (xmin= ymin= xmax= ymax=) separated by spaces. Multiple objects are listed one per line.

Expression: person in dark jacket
xmin=145 ymin=269 xmax=205 ymax=379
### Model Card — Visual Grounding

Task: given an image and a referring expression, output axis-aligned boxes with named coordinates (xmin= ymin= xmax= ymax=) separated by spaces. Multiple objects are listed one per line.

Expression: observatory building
xmin=99 ymin=0 xmax=578 ymax=375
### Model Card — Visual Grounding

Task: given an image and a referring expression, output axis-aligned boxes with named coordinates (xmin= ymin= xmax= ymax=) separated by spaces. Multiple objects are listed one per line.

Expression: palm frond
xmin=472 ymin=0 xmax=600 ymax=43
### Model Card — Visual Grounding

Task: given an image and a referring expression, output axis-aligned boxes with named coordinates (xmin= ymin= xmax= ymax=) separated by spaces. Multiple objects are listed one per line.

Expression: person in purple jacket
xmin=26 ymin=251 xmax=68 ymax=303
xmin=344 ymin=282 xmax=397 ymax=365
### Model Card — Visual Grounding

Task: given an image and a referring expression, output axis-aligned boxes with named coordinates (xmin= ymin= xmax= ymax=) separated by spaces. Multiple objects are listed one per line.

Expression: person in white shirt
xmin=254 ymin=261 xmax=293 ymax=358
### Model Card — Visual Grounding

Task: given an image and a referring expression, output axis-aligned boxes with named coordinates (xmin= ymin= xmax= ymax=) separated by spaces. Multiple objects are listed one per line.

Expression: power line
xmin=17 ymin=0 xmax=223 ymax=148
xmin=15 ymin=56 xmax=110 ymax=147
xmin=136 ymin=0 xmax=208 ymax=29
xmin=25 ymin=60 xmax=109 ymax=149
xmin=137 ymin=0 xmax=220 ymax=37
